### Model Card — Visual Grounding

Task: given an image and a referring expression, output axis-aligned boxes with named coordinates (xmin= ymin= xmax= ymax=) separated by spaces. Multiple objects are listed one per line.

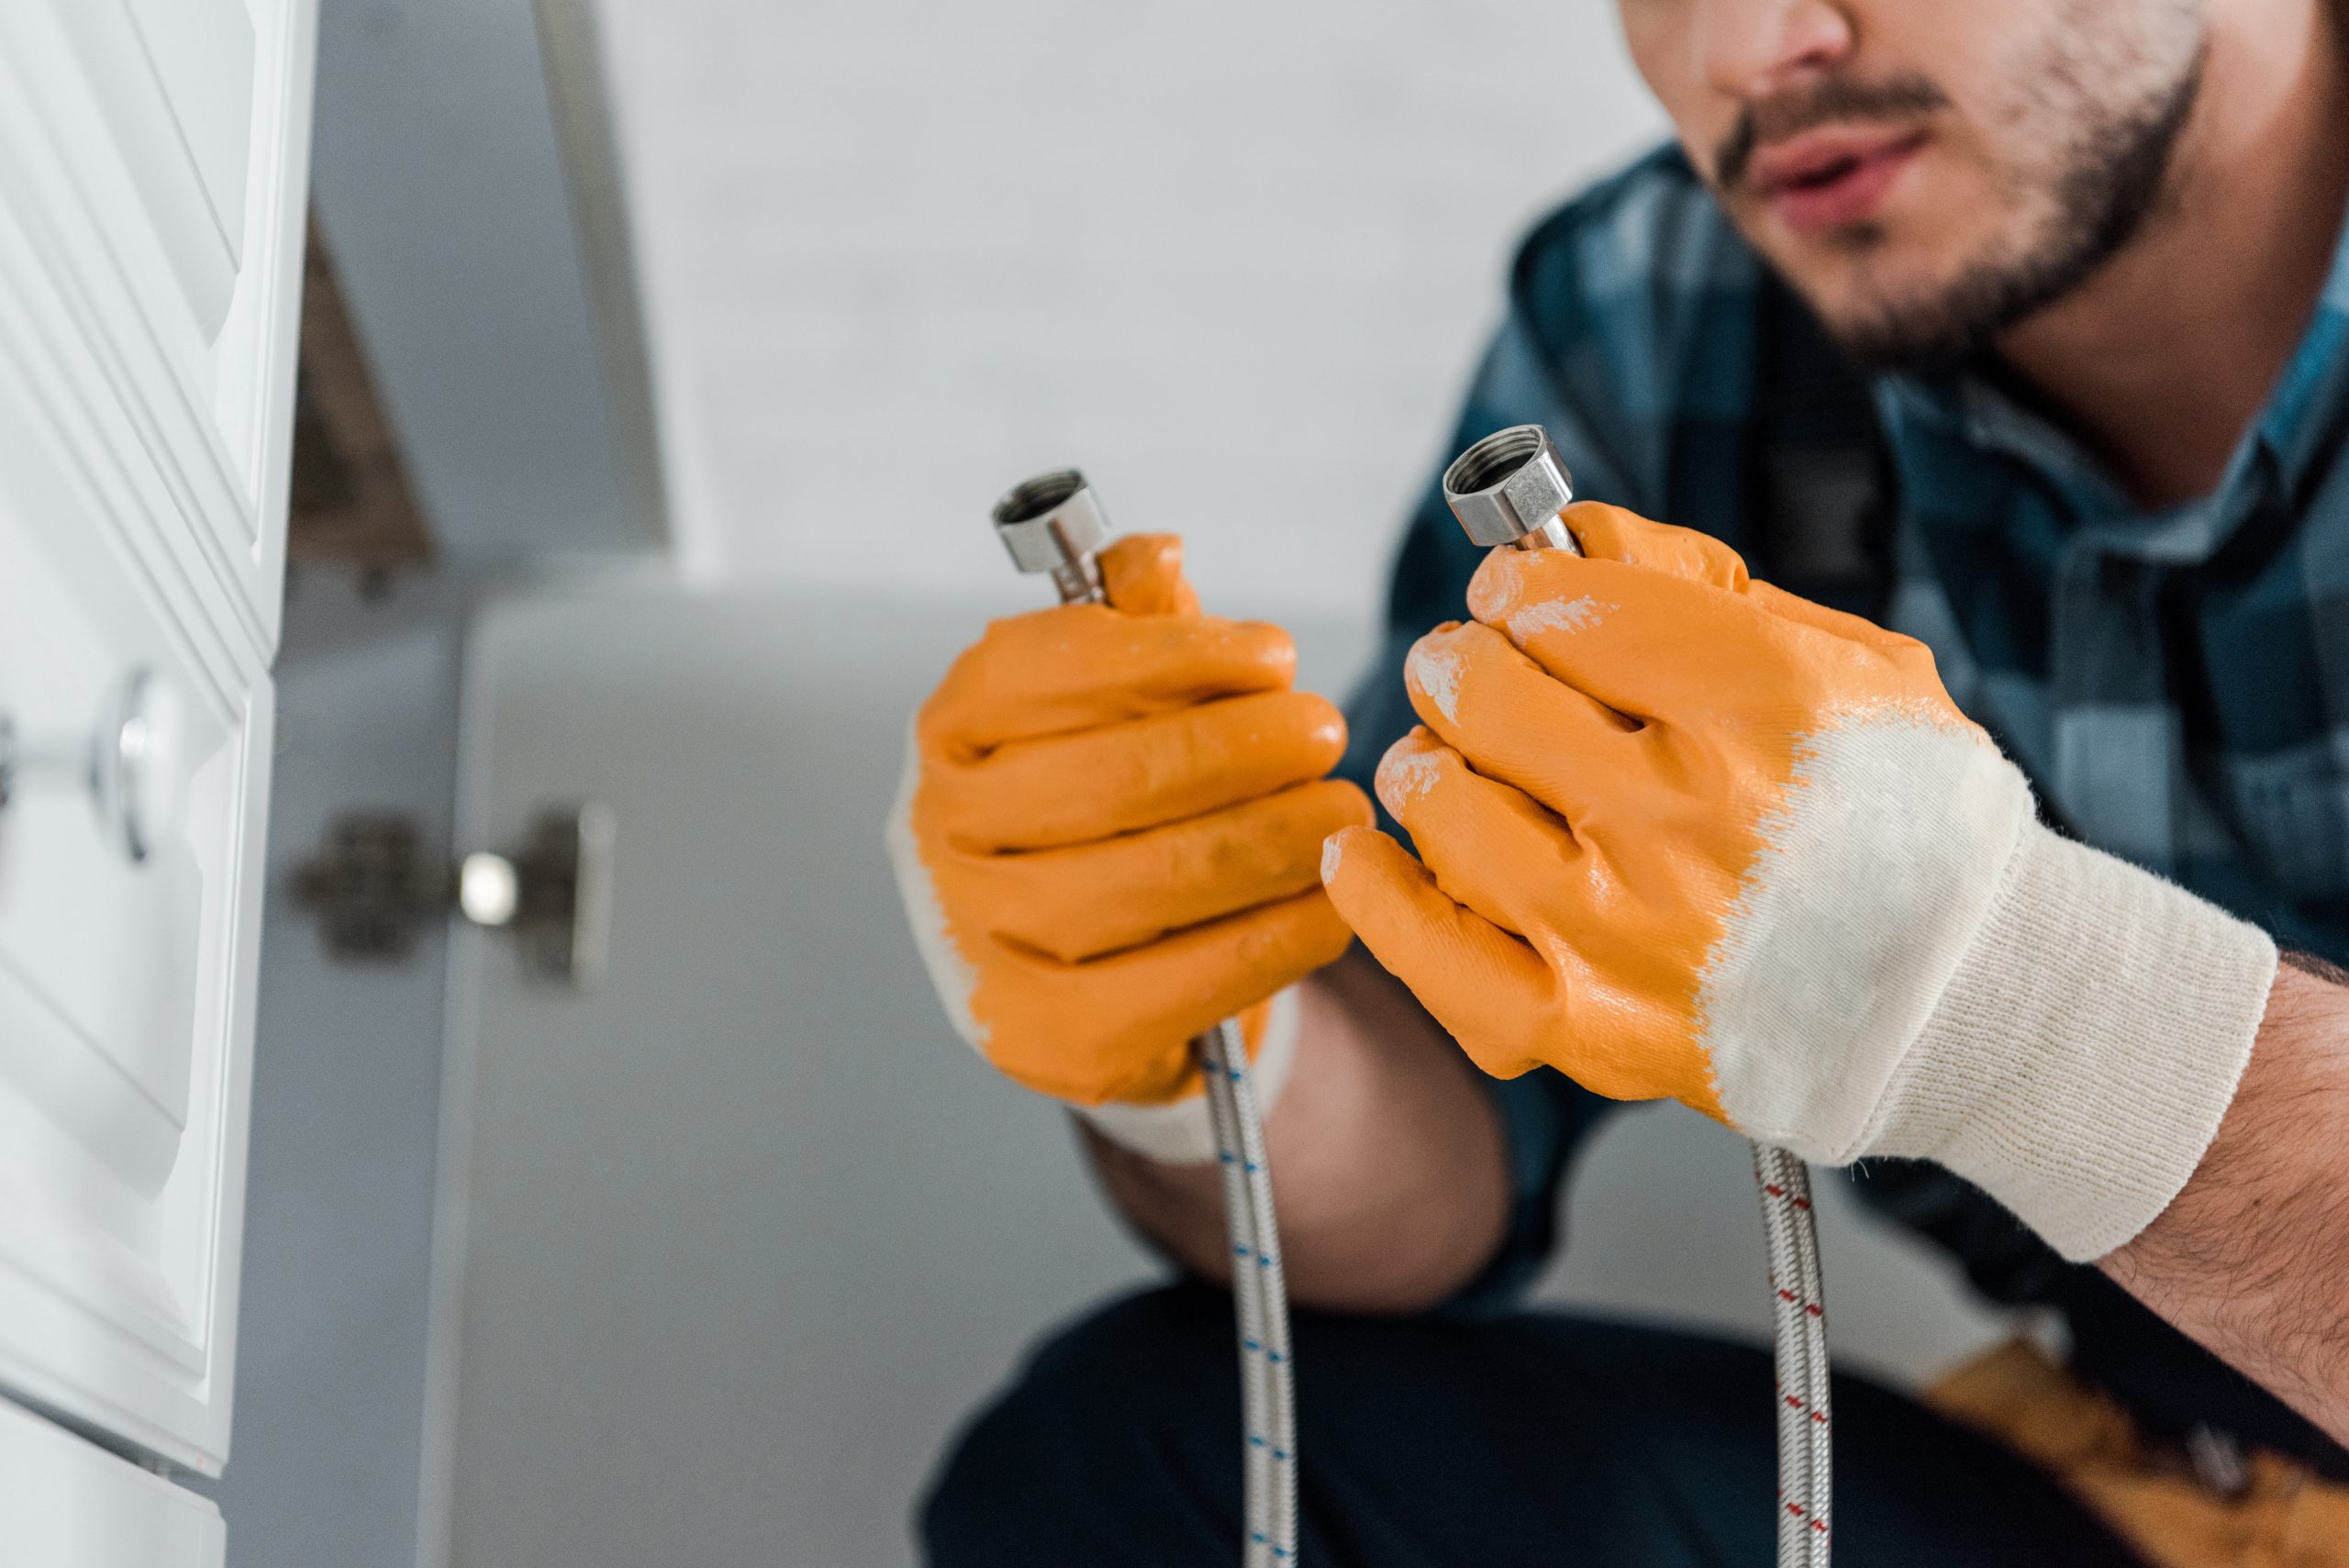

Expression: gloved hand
xmin=888 ymin=533 xmax=1371 ymax=1161
xmin=1320 ymin=502 xmax=2277 ymax=1261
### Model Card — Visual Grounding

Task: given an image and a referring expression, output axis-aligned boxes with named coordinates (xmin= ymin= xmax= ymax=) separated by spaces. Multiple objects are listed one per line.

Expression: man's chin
xmin=1777 ymin=250 xmax=2014 ymax=373
xmin=1821 ymin=310 xmax=1987 ymax=374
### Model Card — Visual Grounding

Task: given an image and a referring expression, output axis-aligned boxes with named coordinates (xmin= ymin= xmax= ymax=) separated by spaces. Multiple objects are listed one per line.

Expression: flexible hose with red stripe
xmin=1756 ymin=1145 xmax=1833 ymax=1565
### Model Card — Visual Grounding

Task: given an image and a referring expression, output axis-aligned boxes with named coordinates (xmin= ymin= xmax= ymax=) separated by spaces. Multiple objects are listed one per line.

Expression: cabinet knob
xmin=0 ymin=669 xmax=184 ymax=865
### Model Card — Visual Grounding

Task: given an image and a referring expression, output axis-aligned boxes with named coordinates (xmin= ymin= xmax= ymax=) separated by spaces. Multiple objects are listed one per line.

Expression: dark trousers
xmin=920 ymin=1284 xmax=2146 ymax=1566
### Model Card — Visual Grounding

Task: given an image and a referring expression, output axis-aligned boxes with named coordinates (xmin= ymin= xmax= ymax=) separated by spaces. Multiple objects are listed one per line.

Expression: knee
xmin=919 ymin=1285 xmax=1234 ymax=1563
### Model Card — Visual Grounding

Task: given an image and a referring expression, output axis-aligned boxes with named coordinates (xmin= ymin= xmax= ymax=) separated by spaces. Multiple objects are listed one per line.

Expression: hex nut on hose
xmin=1442 ymin=425 xmax=1580 ymax=552
xmin=992 ymin=470 xmax=1110 ymax=601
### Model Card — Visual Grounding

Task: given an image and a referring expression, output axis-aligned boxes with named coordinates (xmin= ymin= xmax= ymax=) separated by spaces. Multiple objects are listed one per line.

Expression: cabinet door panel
xmin=121 ymin=0 xmax=261 ymax=269
xmin=0 ymin=0 xmax=308 ymax=1488
xmin=48 ymin=0 xmax=250 ymax=337
xmin=0 ymin=186 xmax=273 ymax=1477
xmin=0 ymin=1396 xmax=226 ymax=1568
xmin=0 ymin=0 xmax=313 ymax=661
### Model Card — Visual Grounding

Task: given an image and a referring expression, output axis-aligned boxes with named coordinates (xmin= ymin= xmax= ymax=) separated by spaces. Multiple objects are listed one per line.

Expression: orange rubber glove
xmin=1321 ymin=502 xmax=2276 ymax=1261
xmin=887 ymin=534 xmax=1371 ymax=1161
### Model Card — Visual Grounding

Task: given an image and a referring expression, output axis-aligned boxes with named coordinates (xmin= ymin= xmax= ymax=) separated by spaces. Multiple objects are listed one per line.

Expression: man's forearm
xmin=1082 ymin=947 xmax=1510 ymax=1315
xmin=2101 ymin=952 xmax=2349 ymax=1445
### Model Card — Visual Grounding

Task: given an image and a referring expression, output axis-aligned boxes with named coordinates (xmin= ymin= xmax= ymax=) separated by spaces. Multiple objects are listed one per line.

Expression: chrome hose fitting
xmin=992 ymin=469 xmax=1111 ymax=605
xmin=1441 ymin=424 xmax=1581 ymax=553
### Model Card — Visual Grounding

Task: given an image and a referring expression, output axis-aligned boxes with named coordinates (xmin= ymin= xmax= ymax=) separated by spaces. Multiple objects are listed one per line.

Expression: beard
xmin=1717 ymin=27 xmax=2211 ymax=374
xmin=1834 ymin=47 xmax=2206 ymax=371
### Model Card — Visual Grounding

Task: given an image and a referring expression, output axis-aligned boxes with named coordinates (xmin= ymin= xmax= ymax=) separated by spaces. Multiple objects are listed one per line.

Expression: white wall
xmin=597 ymin=0 xmax=1669 ymax=615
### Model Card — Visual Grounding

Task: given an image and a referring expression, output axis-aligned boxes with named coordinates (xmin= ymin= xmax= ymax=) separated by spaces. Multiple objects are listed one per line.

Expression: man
xmin=888 ymin=0 xmax=2349 ymax=1561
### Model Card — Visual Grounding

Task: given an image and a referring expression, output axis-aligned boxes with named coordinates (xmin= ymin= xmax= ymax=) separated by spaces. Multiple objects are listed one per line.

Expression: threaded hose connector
xmin=992 ymin=469 xmax=1110 ymax=604
xmin=1442 ymin=425 xmax=1580 ymax=553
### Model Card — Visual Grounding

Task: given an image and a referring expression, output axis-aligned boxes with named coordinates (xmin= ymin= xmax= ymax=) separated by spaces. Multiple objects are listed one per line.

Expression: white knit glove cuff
xmin=1074 ymin=986 xmax=1303 ymax=1164
xmin=1864 ymin=820 xmax=2277 ymax=1262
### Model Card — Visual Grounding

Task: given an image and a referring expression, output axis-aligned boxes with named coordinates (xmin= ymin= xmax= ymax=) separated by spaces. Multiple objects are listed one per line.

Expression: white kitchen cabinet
xmin=0 ymin=0 xmax=317 ymax=1521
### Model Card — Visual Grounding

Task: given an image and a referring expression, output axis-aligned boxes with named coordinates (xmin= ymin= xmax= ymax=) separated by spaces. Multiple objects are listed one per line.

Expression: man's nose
xmin=1688 ymin=0 xmax=1857 ymax=103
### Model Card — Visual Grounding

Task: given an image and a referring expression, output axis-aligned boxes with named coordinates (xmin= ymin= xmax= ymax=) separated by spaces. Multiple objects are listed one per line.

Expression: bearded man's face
xmin=1619 ymin=0 xmax=2210 ymax=368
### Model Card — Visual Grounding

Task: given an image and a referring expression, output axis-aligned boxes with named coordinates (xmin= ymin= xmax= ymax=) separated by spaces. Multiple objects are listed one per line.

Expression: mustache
xmin=1713 ymin=75 xmax=1953 ymax=190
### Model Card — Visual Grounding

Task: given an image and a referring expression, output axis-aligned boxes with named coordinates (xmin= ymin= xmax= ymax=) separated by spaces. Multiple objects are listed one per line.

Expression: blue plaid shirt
xmin=1341 ymin=144 xmax=2349 ymax=1469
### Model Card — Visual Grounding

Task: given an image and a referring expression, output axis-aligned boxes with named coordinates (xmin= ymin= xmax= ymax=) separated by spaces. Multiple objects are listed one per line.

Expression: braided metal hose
xmin=991 ymin=473 xmax=1299 ymax=1567
xmin=1756 ymin=1145 xmax=1833 ymax=1562
xmin=1203 ymin=1019 xmax=1300 ymax=1564
xmin=1443 ymin=427 xmax=1833 ymax=1568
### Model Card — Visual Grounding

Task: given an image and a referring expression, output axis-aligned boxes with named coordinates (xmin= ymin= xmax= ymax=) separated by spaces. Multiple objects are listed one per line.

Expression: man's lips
xmin=1746 ymin=128 xmax=1929 ymax=235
